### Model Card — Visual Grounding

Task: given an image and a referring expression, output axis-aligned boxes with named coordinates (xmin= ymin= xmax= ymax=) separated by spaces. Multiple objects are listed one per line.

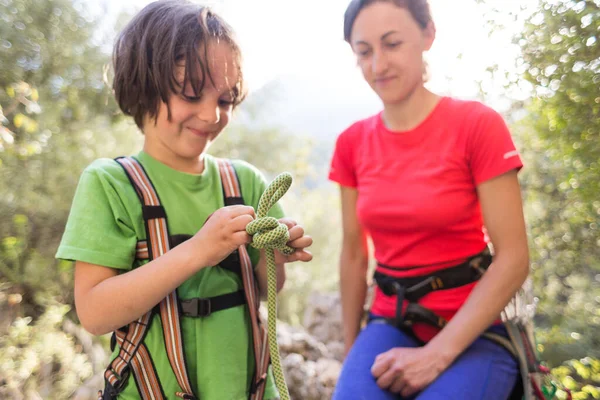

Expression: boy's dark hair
xmin=113 ymin=0 xmax=245 ymax=129
xmin=343 ymin=0 xmax=432 ymax=43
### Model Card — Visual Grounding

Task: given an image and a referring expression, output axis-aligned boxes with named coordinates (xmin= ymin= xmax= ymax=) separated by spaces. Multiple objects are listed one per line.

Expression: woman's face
xmin=350 ymin=2 xmax=435 ymax=104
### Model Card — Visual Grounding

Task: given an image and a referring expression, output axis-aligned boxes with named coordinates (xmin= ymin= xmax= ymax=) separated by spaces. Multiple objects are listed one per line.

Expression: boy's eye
xmin=219 ymin=98 xmax=235 ymax=107
xmin=182 ymin=94 xmax=202 ymax=102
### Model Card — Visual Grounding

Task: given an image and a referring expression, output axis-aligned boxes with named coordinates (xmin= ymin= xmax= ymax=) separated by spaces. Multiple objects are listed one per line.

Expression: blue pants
xmin=333 ymin=319 xmax=519 ymax=400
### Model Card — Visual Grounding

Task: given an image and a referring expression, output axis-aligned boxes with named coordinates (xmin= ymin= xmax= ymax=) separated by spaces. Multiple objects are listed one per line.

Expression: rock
xmin=282 ymin=353 xmax=342 ymax=400
xmin=302 ymin=292 xmax=344 ymax=346
xmin=273 ymin=291 xmax=348 ymax=399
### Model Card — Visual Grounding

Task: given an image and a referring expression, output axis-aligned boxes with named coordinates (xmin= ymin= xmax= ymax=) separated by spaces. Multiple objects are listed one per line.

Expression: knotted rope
xmin=246 ymin=172 xmax=294 ymax=400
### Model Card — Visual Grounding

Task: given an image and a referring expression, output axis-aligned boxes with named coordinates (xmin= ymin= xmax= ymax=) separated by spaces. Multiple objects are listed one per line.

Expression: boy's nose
xmin=197 ymin=105 xmax=220 ymax=125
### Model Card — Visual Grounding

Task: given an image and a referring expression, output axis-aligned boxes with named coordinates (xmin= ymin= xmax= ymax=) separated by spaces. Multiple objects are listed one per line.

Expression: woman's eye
xmin=385 ymin=41 xmax=402 ymax=49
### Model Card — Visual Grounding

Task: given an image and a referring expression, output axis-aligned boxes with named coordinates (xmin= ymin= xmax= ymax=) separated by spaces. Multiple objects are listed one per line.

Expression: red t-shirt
xmin=328 ymin=97 xmax=523 ymax=341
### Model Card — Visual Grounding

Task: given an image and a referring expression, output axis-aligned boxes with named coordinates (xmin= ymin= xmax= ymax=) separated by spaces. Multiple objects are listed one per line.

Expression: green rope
xmin=246 ymin=172 xmax=294 ymax=400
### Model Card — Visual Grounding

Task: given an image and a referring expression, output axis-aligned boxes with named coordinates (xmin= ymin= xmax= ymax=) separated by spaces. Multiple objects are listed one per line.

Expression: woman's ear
xmin=423 ymin=21 xmax=436 ymax=51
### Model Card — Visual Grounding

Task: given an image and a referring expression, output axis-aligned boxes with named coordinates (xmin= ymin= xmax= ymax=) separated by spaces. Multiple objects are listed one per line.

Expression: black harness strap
xmin=136 ymin=235 xmax=242 ymax=275
xmin=374 ymin=248 xmax=559 ymax=400
xmin=374 ymin=248 xmax=492 ymax=328
xmin=225 ymin=196 xmax=244 ymax=206
xmin=373 ymin=248 xmax=522 ymax=363
xmin=180 ymin=290 xmax=246 ymax=317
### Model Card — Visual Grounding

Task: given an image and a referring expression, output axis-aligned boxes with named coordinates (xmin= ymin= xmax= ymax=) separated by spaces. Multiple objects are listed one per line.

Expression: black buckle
xmin=249 ymin=374 xmax=267 ymax=394
xmin=107 ymin=367 xmax=130 ymax=395
xmin=405 ymin=276 xmax=443 ymax=301
xmin=469 ymin=254 xmax=490 ymax=276
xmin=377 ymin=278 xmax=402 ymax=297
xmin=181 ymin=298 xmax=212 ymax=317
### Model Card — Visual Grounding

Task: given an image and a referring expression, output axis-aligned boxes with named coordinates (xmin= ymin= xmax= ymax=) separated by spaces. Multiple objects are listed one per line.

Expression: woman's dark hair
xmin=113 ymin=0 xmax=245 ymax=129
xmin=343 ymin=0 xmax=432 ymax=43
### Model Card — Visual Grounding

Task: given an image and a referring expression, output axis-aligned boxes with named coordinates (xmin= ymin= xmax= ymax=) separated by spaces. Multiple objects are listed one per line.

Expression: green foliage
xmin=0 ymin=290 xmax=94 ymax=399
xmin=519 ymin=0 xmax=599 ymax=205
xmin=0 ymin=0 xmax=141 ymax=305
xmin=551 ymin=357 xmax=600 ymax=399
xmin=514 ymin=0 xmax=600 ymax=363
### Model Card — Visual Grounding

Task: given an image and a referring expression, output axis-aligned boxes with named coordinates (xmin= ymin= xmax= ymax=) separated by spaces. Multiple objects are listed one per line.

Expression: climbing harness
xmin=97 ymin=157 xmax=282 ymax=400
xmin=374 ymin=248 xmax=572 ymax=400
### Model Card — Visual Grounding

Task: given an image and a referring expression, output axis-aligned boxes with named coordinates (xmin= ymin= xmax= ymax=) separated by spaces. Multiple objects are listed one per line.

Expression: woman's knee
xmin=333 ymin=322 xmax=419 ymax=400
xmin=417 ymin=336 xmax=519 ymax=400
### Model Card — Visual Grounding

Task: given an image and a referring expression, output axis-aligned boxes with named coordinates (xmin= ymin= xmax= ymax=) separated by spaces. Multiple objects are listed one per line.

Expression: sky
xmin=90 ymin=0 xmax=539 ymax=137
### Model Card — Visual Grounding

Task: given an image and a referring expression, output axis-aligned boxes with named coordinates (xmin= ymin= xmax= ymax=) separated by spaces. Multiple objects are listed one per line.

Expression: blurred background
xmin=0 ymin=0 xmax=599 ymax=398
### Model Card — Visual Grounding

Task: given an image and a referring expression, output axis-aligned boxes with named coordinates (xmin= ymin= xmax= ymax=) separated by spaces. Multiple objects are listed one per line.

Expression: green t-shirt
xmin=56 ymin=151 xmax=283 ymax=400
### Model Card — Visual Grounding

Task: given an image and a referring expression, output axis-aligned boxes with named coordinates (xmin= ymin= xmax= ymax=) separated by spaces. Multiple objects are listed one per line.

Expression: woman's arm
xmin=425 ymin=169 xmax=530 ymax=363
xmin=339 ymin=186 xmax=370 ymax=355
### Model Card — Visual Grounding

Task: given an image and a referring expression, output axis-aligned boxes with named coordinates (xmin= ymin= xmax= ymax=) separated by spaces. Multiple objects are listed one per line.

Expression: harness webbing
xmin=374 ymin=248 xmax=492 ymax=330
xmin=99 ymin=157 xmax=275 ymax=400
xmin=372 ymin=249 xmax=572 ymax=400
xmin=217 ymin=159 xmax=271 ymax=400
xmin=136 ymin=236 xmax=242 ymax=275
xmin=111 ymin=156 xmax=196 ymax=400
xmin=114 ymin=330 xmax=165 ymax=399
xmin=373 ymin=248 xmax=524 ymax=353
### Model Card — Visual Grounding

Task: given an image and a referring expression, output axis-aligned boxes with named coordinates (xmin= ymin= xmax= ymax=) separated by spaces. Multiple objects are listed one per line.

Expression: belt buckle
xmin=196 ymin=298 xmax=211 ymax=317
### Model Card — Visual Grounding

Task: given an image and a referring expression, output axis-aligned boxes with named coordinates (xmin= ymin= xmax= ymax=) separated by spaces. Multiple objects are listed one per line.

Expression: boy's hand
xmin=193 ymin=205 xmax=255 ymax=267
xmin=274 ymin=218 xmax=313 ymax=264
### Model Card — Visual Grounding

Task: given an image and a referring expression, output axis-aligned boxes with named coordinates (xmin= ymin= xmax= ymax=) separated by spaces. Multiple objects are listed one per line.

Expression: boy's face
xmin=143 ymin=40 xmax=240 ymax=167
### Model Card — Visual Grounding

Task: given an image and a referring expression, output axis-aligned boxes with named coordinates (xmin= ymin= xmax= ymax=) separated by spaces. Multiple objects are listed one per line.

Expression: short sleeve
xmin=55 ymin=160 xmax=138 ymax=270
xmin=468 ymin=105 xmax=524 ymax=185
xmin=328 ymin=127 xmax=357 ymax=188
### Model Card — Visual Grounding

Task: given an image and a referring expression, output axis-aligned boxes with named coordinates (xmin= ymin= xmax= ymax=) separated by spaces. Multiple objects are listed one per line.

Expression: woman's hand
xmin=371 ymin=345 xmax=453 ymax=397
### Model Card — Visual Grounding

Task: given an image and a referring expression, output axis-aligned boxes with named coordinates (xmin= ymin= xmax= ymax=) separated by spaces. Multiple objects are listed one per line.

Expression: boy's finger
xmin=231 ymin=214 xmax=255 ymax=231
xmin=227 ymin=205 xmax=256 ymax=219
xmin=232 ymin=231 xmax=252 ymax=245
xmin=278 ymin=217 xmax=297 ymax=229
xmin=288 ymin=235 xmax=312 ymax=249
xmin=287 ymin=225 xmax=305 ymax=241
xmin=289 ymin=250 xmax=312 ymax=262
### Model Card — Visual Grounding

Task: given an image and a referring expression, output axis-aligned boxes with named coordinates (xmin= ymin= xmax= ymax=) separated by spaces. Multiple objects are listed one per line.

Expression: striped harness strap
xmin=217 ymin=159 xmax=271 ymax=400
xmin=135 ymin=236 xmax=242 ymax=276
xmin=100 ymin=157 xmax=196 ymax=400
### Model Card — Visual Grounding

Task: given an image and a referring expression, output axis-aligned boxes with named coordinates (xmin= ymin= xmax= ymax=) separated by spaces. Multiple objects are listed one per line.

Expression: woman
xmin=329 ymin=0 xmax=528 ymax=399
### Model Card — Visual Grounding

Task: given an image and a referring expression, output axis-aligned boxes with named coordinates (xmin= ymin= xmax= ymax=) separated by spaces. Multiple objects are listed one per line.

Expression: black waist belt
xmin=374 ymin=248 xmax=492 ymax=329
xmin=180 ymin=290 xmax=246 ymax=317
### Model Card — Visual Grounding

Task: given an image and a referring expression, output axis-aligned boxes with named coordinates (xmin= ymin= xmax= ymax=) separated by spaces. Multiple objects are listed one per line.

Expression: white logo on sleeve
xmin=503 ymin=150 xmax=519 ymax=160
